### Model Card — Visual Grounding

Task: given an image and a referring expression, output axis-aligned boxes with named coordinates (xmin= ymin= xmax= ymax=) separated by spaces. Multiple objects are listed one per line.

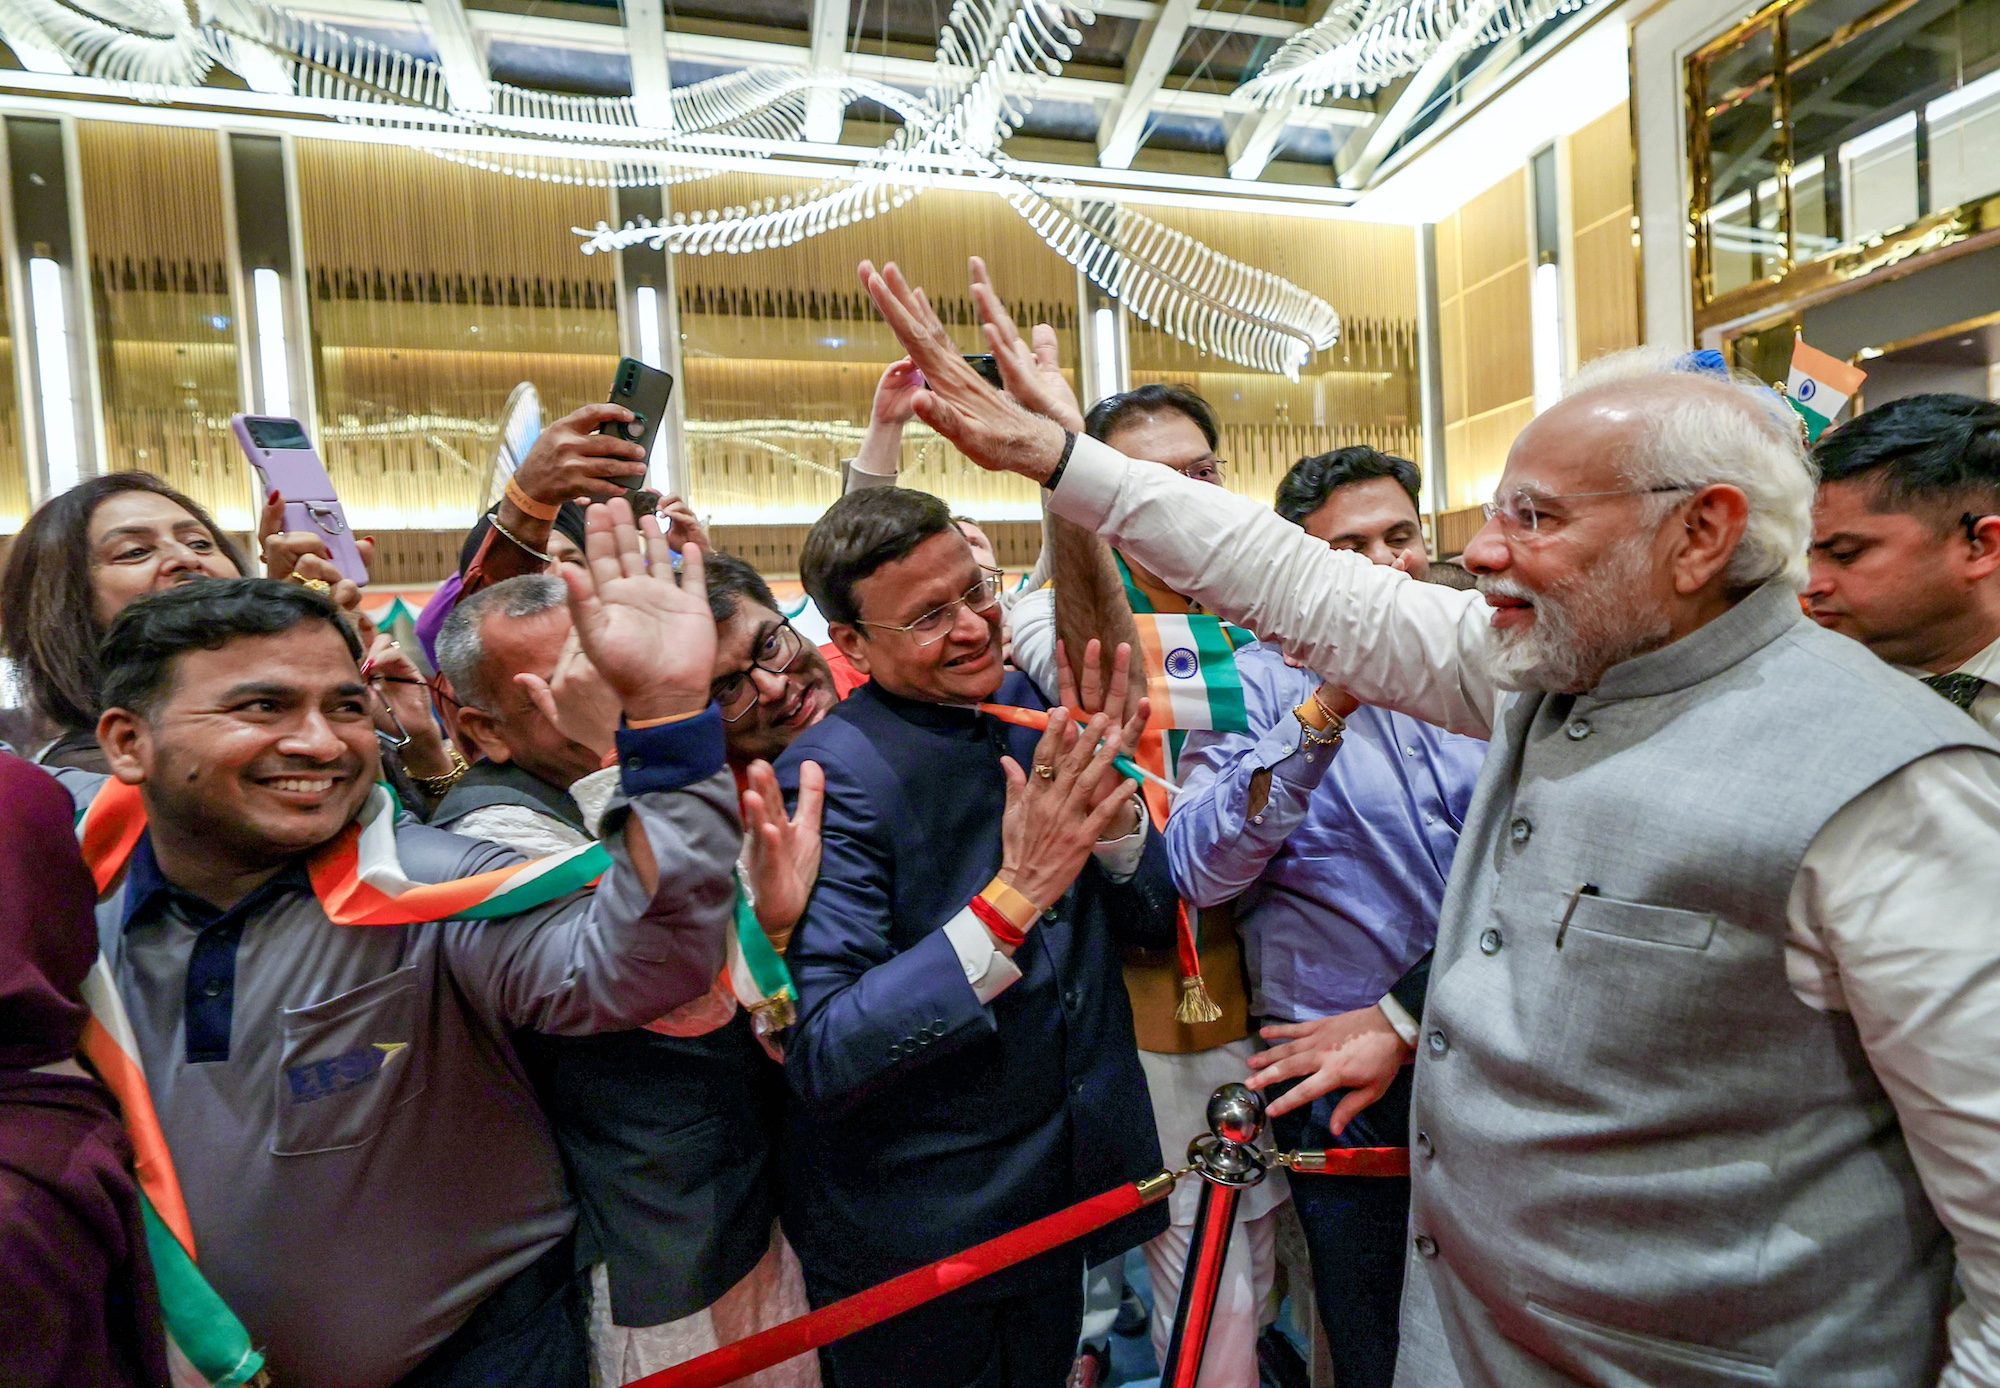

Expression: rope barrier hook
xmin=1159 ymin=1082 xmax=1269 ymax=1388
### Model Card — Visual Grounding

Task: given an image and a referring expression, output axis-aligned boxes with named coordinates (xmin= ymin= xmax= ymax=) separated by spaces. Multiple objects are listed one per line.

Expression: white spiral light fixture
xmin=0 ymin=0 xmax=1343 ymax=375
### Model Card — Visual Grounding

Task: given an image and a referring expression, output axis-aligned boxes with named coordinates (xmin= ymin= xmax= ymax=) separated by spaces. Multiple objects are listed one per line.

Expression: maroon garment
xmin=0 ymin=751 xmax=170 ymax=1387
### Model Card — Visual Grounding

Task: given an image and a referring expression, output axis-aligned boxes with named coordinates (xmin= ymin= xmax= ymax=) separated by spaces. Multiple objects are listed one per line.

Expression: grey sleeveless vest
xmin=1395 ymin=581 xmax=1998 ymax=1387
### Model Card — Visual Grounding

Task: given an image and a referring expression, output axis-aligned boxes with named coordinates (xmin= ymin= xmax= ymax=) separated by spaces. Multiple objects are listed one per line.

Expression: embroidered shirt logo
xmin=286 ymin=1041 xmax=407 ymax=1104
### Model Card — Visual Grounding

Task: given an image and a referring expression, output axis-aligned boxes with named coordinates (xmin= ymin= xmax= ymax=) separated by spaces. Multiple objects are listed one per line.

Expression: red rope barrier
xmin=1289 ymin=1147 xmax=1411 ymax=1177
xmin=625 ymin=1176 xmax=1166 ymax=1388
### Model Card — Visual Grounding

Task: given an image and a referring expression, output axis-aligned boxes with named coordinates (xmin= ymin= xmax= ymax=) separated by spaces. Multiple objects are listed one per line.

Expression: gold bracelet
xmin=504 ymin=476 xmax=561 ymax=522
xmin=983 ymin=877 xmax=1041 ymax=928
xmin=408 ymin=743 xmax=469 ymax=797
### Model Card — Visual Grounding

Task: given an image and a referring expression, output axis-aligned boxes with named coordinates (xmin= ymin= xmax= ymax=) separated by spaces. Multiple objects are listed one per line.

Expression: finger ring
xmin=1034 ymin=762 xmax=1056 ymax=780
xmin=289 ymin=576 xmax=332 ymax=594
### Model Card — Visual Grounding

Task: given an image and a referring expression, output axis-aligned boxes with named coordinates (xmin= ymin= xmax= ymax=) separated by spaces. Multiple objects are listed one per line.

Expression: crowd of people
xmin=0 ymin=252 xmax=1996 ymax=1388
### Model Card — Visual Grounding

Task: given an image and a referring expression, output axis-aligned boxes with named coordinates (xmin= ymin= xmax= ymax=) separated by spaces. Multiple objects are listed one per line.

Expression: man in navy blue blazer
xmin=775 ymin=486 xmax=1180 ymax=1388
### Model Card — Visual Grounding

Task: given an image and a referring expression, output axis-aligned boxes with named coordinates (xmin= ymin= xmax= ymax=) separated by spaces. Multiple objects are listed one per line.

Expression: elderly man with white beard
xmin=858 ymin=259 xmax=2000 ymax=1388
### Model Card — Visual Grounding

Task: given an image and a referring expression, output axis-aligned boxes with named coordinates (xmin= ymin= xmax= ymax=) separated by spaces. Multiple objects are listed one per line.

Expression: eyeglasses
xmin=1173 ymin=458 xmax=1226 ymax=485
xmin=857 ymin=569 xmax=1005 ymax=646
xmin=1481 ymin=484 xmax=1696 ymax=535
xmin=711 ymin=621 xmax=807 ymax=723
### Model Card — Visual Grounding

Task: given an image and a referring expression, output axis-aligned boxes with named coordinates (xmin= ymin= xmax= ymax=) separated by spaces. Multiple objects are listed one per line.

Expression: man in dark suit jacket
xmin=776 ymin=487 xmax=1180 ymax=1388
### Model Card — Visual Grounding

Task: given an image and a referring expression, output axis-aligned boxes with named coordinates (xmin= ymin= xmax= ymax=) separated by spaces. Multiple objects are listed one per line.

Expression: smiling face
xmin=101 ymin=624 xmax=379 ymax=873
xmin=831 ymin=528 xmax=1003 ymax=705
xmin=88 ymin=490 xmax=242 ymax=628
xmin=711 ymin=599 xmax=838 ymax=764
xmin=458 ymin=605 xmax=605 ymax=789
xmin=1301 ymin=475 xmax=1430 ymax=578
xmin=1459 ymin=395 xmax=1682 ymax=692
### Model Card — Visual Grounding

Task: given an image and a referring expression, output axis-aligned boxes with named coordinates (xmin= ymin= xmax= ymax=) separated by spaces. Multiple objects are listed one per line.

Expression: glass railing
xmin=1689 ymin=0 xmax=2000 ymax=311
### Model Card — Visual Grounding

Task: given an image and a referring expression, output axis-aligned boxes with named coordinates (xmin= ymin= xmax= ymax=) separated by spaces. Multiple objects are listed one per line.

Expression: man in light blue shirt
xmin=1166 ymin=447 xmax=1485 ymax=1388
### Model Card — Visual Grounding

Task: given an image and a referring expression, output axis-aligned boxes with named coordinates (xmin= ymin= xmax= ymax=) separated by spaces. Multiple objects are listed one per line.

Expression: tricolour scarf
xmin=76 ymin=777 xmax=794 ymax=1381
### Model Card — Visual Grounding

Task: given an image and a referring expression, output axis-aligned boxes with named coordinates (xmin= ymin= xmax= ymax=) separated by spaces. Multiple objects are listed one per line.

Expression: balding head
xmin=1553 ymin=347 xmax=1815 ymax=589
xmin=1460 ymin=347 xmax=1815 ymax=693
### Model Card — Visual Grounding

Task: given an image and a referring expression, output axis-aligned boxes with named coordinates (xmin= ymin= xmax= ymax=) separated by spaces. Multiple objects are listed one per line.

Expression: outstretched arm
xmin=859 ymin=258 xmax=1503 ymax=738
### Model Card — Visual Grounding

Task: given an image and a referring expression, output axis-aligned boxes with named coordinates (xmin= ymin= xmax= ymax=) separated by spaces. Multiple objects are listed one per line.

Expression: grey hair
xmin=434 ymin=573 xmax=567 ymax=710
xmin=1564 ymin=346 xmax=1817 ymax=590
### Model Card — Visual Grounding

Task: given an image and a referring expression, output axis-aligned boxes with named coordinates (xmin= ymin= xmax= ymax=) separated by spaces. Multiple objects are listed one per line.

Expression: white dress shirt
xmin=1046 ymin=432 xmax=2000 ymax=1387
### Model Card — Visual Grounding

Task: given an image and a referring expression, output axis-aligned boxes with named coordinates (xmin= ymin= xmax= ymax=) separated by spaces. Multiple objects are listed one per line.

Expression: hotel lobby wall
xmin=0 ymin=122 xmax=1424 ymax=577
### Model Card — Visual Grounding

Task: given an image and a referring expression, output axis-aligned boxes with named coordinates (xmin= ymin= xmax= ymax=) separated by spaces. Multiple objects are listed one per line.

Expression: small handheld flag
xmin=1785 ymin=340 xmax=1867 ymax=442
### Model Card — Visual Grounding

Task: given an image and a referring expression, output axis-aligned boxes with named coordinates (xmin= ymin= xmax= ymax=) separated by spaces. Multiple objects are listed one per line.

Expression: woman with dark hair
xmin=1 ymin=472 xmax=458 ymax=803
xmin=1 ymin=473 xmax=247 ymax=771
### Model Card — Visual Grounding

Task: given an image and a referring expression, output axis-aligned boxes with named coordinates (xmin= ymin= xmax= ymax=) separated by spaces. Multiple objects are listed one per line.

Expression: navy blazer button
xmin=201 ymin=979 xmax=225 ymax=999
xmin=1071 ymin=1079 xmax=1085 ymax=1095
xmin=1063 ymin=990 xmax=1079 ymax=1010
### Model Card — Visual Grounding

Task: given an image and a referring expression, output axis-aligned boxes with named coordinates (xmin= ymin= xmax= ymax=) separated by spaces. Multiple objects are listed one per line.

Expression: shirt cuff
xmin=615 ymin=706 xmax=727 ymax=797
xmin=1378 ymin=994 xmax=1419 ymax=1046
xmin=1091 ymin=814 xmax=1148 ymax=882
xmin=1260 ymin=713 xmax=1341 ymax=792
xmin=1043 ymin=433 xmax=1128 ymax=531
xmin=942 ymin=908 xmax=1025 ymax=1005
xmin=569 ymin=766 xmax=623 ymax=839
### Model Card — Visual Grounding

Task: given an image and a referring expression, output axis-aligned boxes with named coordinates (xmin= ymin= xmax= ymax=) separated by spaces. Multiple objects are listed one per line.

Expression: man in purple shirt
xmin=1165 ymin=447 xmax=1485 ymax=1388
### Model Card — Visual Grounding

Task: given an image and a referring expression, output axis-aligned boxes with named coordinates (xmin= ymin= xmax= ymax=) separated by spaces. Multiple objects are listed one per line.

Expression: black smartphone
xmin=599 ymin=357 xmax=675 ymax=488
xmin=926 ymin=355 xmax=1006 ymax=391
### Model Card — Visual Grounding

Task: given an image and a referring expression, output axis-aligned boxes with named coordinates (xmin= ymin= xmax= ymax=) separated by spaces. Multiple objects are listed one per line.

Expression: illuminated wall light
xmin=253 ymin=267 xmax=292 ymax=418
xmin=1090 ymin=305 xmax=1122 ymax=402
xmin=1531 ymin=259 xmax=1564 ymax=415
xmin=28 ymin=257 xmax=80 ymax=496
xmin=635 ymin=285 xmax=664 ymax=368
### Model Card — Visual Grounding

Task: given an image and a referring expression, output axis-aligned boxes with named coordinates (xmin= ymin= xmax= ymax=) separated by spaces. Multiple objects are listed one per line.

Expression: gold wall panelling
xmin=1460 ymin=267 xmax=1535 ymax=416
xmin=1570 ymin=217 xmax=1643 ymax=364
xmin=1439 ymin=296 xmax=1468 ymax=424
xmin=1567 ymin=105 xmax=1638 ymax=233
xmin=1435 ymin=503 xmax=1490 ymax=557
xmin=1444 ymin=400 xmax=1535 ymax=510
xmin=1564 ymin=103 xmax=1641 ymax=365
xmin=298 ymin=139 xmax=620 ymax=530
xmin=79 ymin=121 xmax=244 ymax=525
xmin=1458 ymin=173 xmax=1530 ymax=291
xmin=669 ymin=174 xmax=1080 ymax=521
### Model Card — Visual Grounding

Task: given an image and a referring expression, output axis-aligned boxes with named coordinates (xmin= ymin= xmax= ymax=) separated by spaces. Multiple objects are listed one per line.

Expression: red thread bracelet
xmin=969 ymin=894 xmax=1027 ymax=950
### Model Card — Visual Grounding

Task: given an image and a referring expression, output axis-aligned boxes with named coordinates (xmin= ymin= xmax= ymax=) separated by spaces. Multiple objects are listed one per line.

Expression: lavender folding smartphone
xmin=231 ymin=414 xmax=369 ymax=586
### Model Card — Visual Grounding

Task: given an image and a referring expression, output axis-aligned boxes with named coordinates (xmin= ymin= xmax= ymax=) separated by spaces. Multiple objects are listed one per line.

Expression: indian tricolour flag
xmin=1133 ymin=612 xmax=1251 ymax=735
xmin=1787 ymin=341 xmax=1867 ymax=442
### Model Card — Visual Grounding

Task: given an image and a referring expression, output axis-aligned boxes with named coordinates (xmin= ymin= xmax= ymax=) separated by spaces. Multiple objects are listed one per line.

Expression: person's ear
xmin=455 ymin=706 xmax=511 ymax=765
xmin=96 ymin=708 xmax=151 ymax=786
xmin=828 ymin=622 xmax=871 ymax=676
xmin=1673 ymin=484 xmax=1750 ymax=595
xmin=1964 ymin=514 xmax=2000 ymax=582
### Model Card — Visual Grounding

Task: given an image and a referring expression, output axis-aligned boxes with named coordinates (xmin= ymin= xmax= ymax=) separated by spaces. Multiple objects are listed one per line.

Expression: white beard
xmin=1481 ymin=539 xmax=1674 ymax=693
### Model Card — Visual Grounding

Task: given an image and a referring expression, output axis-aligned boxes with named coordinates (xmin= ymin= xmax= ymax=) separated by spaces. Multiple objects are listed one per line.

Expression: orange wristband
xmin=505 ymin=476 xmax=561 ymax=521
xmin=624 ymin=707 xmax=705 ymax=729
xmin=982 ymin=877 xmax=1040 ymax=929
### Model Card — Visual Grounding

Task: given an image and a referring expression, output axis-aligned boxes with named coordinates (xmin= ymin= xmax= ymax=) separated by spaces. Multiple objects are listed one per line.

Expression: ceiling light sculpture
xmin=0 ymin=0 xmax=1341 ymax=375
xmin=1236 ymin=0 xmax=1600 ymax=104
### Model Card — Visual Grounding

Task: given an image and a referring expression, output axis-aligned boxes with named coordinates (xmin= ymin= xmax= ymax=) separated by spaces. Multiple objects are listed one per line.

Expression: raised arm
xmin=858 ymin=258 xmax=1504 ymax=738
xmin=446 ymin=497 xmax=736 ymax=1031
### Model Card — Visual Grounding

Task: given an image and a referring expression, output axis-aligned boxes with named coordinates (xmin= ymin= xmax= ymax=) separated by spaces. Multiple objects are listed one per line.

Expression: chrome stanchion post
xmin=1159 ymin=1083 xmax=1268 ymax=1388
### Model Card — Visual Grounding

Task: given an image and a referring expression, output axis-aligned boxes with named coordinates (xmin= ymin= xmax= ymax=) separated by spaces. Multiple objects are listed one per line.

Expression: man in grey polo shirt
xmin=52 ymin=500 xmax=737 ymax=1388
